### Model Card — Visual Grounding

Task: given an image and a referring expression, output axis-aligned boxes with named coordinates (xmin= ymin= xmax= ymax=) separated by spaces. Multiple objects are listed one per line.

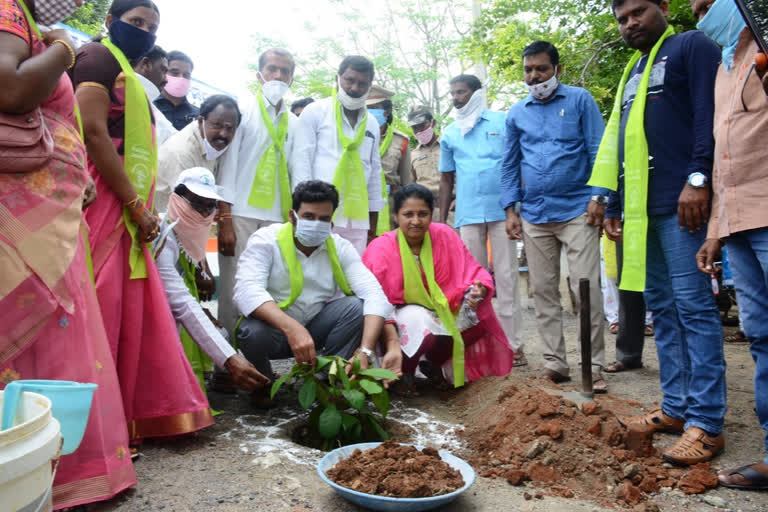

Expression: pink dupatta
xmin=363 ymin=222 xmax=514 ymax=381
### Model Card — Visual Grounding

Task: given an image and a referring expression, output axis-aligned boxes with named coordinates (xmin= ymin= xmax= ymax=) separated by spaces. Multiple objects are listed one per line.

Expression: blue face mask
xmin=108 ymin=19 xmax=157 ymax=60
xmin=368 ymin=108 xmax=387 ymax=126
xmin=697 ymin=0 xmax=746 ymax=72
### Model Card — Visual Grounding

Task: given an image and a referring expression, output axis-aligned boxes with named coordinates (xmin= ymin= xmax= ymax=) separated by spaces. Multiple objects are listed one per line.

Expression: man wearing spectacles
xmin=156 ymin=94 xmax=241 ymax=213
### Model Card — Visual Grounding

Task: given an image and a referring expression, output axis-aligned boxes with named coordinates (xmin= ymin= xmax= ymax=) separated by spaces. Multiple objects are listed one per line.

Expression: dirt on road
xmin=89 ymin=309 xmax=768 ymax=512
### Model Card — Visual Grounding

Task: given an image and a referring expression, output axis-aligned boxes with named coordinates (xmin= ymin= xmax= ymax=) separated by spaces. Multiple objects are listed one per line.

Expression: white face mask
xmin=455 ymin=88 xmax=486 ymax=136
xmin=293 ymin=212 xmax=332 ymax=247
xmin=259 ymin=72 xmax=290 ymax=106
xmin=202 ymin=121 xmax=229 ymax=161
xmin=35 ymin=0 xmax=79 ymax=26
xmin=336 ymin=77 xmax=370 ymax=111
xmin=526 ymin=74 xmax=558 ymax=100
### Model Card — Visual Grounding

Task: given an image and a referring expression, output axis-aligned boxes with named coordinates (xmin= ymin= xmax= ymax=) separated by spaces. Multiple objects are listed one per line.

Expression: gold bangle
xmin=52 ymin=39 xmax=76 ymax=70
xmin=125 ymin=196 xmax=141 ymax=209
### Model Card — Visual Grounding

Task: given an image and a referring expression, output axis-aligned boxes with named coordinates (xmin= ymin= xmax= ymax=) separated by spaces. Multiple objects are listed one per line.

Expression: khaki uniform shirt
xmin=410 ymin=137 xmax=453 ymax=225
xmin=709 ymin=30 xmax=768 ymax=239
xmin=381 ymin=131 xmax=412 ymax=187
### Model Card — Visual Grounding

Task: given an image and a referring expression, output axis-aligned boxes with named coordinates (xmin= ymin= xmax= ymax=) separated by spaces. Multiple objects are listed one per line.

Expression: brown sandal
xmin=663 ymin=427 xmax=724 ymax=466
xmin=618 ymin=406 xmax=685 ymax=433
xmin=592 ymin=374 xmax=608 ymax=393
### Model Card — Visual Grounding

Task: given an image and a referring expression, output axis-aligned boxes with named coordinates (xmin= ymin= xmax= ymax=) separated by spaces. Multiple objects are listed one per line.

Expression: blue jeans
xmin=643 ymin=214 xmax=726 ymax=435
xmin=725 ymin=227 xmax=768 ymax=462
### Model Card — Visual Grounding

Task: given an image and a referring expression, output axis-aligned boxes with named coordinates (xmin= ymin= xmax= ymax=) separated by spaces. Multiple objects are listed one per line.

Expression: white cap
xmin=174 ymin=167 xmax=224 ymax=202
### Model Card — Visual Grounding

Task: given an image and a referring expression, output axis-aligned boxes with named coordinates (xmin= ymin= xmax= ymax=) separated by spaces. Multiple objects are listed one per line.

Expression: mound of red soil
xmin=458 ymin=377 xmax=718 ymax=507
xmin=326 ymin=441 xmax=465 ymax=498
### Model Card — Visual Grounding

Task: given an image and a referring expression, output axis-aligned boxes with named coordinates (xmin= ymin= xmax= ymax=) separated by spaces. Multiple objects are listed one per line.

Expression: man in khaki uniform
xmin=366 ymin=86 xmax=411 ymax=232
xmin=407 ymin=106 xmax=453 ymax=225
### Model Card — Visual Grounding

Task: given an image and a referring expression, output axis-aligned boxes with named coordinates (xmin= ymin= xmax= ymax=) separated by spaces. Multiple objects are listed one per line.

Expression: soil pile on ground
xmin=326 ymin=441 xmax=465 ymax=498
xmin=458 ymin=377 xmax=718 ymax=508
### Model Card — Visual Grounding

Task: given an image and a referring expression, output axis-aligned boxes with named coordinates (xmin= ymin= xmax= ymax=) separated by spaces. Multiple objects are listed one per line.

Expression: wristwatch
xmin=687 ymin=172 xmax=708 ymax=188
xmin=590 ymin=194 xmax=609 ymax=205
xmin=358 ymin=347 xmax=375 ymax=359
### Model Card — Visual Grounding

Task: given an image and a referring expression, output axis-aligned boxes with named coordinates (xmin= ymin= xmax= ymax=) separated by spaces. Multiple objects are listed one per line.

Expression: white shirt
xmin=137 ymin=73 xmax=177 ymax=144
xmin=154 ymin=218 xmax=236 ymax=368
xmin=233 ymin=223 xmax=393 ymax=326
xmin=292 ymin=97 xmax=386 ymax=230
xmin=156 ymin=122 xmax=216 ymax=213
xmin=216 ymin=93 xmax=299 ymax=221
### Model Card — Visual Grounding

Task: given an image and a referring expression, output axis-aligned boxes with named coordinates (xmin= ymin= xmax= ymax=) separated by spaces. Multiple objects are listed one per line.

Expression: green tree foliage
xmin=62 ymin=0 xmax=110 ymax=36
xmin=463 ymin=0 xmax=697 ymax=114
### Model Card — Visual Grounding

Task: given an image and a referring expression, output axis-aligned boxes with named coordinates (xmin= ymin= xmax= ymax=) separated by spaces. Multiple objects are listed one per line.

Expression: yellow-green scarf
xmin=398 ymin=229 xmax=465 ymax=387
xmin=275 ymin=222 xmax=352 ymax=310
xmin=246 ymin=87 xmax=291 ymax=221
xmin=332 ymin=93 xmax=369 ymax=221
xmin=102 ymin=37 xmax=158 ymax=279
xmin=588 ymin=24 xmax=674 ymax=292
xmin=375 ymin=123 xmax=394 ymax=235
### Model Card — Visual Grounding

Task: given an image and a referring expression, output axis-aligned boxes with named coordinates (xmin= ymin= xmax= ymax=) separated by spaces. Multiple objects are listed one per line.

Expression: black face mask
xmin=108 ymin=19 xmax=156 ymax=60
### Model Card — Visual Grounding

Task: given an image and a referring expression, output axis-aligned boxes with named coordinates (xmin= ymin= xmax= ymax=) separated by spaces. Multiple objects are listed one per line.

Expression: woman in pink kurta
xmin=363 ymin=184 xmax=515 ymax=394
xmin=0 ymin=0 xmax=135 ymax=507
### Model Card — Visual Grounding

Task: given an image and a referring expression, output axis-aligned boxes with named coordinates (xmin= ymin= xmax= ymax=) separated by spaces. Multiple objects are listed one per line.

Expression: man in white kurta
xmin=292 ymin=56 xmax=385 ymax=255
xmin=216 ymin=48 xmax=300 ymax=336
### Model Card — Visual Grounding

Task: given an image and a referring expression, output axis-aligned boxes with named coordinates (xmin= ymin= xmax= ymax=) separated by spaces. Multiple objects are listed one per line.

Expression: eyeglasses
xmin=181 ymin=194 xmax=217 ymax=216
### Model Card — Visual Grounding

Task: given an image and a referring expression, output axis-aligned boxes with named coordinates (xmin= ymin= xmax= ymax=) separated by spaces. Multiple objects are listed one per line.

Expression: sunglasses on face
xmin=181 ymin=194 xmax=217 ymax=216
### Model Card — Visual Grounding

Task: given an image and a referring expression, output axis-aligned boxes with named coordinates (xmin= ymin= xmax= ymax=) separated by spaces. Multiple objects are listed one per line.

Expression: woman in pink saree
xmin=363 ymin=184 xmax=515 ymax=395
xmin=0 ymin=0 xmax=136 ymax=507
xmin=73 ymin=0 xmax=212 ymax=441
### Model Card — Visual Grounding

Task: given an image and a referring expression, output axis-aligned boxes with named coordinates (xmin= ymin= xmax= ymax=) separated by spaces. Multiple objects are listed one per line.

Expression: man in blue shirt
xmin=500 ymin=41 xmax=609 ymax=390
xmin=602 ymin=0 xmax=724 ymax=466
xmin=439 ymin=74 xmax=524 ymax=364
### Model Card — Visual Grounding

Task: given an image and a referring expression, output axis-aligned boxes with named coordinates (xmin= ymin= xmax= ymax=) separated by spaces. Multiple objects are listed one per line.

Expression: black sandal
xmin=603 ymin=360 xmax=643 ymax=373
xmin=718 ymin=463 xmax=768 ymax=490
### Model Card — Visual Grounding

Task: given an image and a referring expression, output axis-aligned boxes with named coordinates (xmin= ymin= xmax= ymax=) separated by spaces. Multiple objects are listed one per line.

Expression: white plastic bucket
xmin=0 ymin=390 xmax=61 ymax=512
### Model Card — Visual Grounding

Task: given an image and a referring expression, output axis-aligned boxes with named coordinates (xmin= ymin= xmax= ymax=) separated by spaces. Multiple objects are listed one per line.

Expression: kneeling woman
xmin=363 ymin=184 xmax=514 ymax=393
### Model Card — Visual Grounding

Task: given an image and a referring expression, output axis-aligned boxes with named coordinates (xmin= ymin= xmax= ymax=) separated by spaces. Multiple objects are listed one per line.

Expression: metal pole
xmin=579 ymin=278 xmax=594 ymax=398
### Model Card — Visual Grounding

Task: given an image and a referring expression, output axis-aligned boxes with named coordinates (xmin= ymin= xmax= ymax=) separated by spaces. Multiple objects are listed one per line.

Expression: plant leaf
xmin=342 ymin=389 xmax=366 ymax=410
xmin=316 ymin=381 xmax=330 ymax=407
xmin=298 ymin=378 xmax=317 ymax=409
xmin=360 ymin=368 xmax=398 ymax=380
xmin=359 ymin=379 xmax=383 ymax=394
xmin=368 ymin=415 xmax=389 ymax=441
xmin=340 ymin=413 xmax=360 ymax=433
xmin=318 ymin=405 xmax=342 ymax=440
xmin=270 ymin=372 xmax=293 ymax=399
xmin=337 ymin=358 xmax=351 ymax=390
xmin=371 ymin=389 xmax=391 ymax=418
xmin=316 ymin=356 xmax=333 ymax=371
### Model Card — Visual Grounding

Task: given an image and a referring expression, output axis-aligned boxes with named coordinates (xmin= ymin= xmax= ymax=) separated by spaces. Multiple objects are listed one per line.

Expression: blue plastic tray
xmin=317 ymin=442 xmax=476 ymax=511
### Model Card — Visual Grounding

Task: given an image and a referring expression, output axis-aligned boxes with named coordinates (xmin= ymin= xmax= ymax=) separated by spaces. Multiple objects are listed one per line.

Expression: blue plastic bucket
xmin=1 ymin=380 xmax=97 ymax=455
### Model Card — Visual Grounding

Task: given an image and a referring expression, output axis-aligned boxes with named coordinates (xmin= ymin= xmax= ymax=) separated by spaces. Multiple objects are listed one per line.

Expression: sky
xmin=152 ymin=0 xmax=392 ymax=99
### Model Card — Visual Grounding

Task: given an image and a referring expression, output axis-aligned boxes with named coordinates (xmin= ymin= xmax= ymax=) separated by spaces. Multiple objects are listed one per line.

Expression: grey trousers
xmin=522 ymin=213 xmax=606 ymax=375
xmin=615 ymin=241 xmax=647 ymax=365
xmin=237 ymin=296 xmax=364 ymax=380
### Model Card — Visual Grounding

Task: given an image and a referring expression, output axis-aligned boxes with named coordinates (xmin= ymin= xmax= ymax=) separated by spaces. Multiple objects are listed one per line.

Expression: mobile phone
xmin=735 ymin=0 xmax=768 ymax=55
